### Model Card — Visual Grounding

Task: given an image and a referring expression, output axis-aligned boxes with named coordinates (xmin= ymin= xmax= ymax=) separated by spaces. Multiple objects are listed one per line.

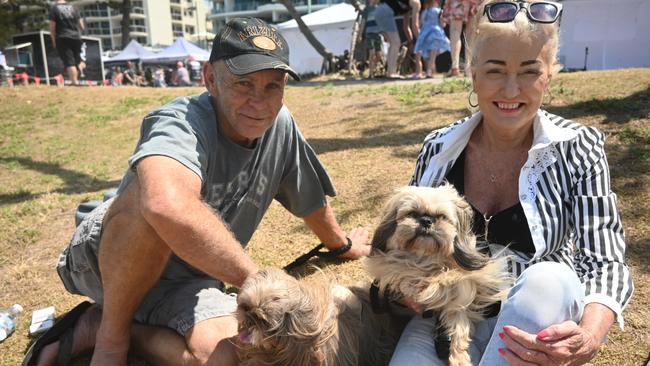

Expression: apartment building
xmin=75 ymin=0 xmax=213 ymax=50
xmin=208 ymin=0 xmax=343 ymax=31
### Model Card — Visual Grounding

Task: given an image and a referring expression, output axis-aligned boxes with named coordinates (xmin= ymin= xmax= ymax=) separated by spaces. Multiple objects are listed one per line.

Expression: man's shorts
xmin=56 ymin=37 xmax=82 ymax=68
xmin=56 ymin=198 xmax=238 ymax=336
xmin=365 ymin=33 xmax=383 ymax=52
xmin=374 ymin=3 xmax=398 ymax=33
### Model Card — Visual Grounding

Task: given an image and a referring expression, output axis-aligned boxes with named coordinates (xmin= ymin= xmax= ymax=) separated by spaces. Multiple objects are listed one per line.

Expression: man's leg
xmin=87 ymin=180 xmax=172 ymax=364
xmin=385 ymin=31 xmax=401 ymax=77
xmin=131 ymin=316 xmax=239 ymax=366
xmin=67 ymin=66 xmax=79 ymax=85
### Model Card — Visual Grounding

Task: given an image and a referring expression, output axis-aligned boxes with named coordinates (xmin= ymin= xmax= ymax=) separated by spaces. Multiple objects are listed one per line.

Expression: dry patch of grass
xmin=1 ymin=71 xmax=649 ymax=365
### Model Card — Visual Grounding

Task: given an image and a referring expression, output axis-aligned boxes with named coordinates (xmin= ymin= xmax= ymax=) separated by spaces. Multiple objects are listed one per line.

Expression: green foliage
xmin=0 ymin=0 xmax=50 ymax=46
xmin=619 ymin=126 xmax=650 ymax=145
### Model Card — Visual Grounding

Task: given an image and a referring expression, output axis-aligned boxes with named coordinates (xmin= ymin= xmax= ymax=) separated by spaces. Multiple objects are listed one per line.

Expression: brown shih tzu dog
xmin=365 ymin=185 xmax=512 ymax=366
xmin=235 ymin=267 xmax=410 ymax=366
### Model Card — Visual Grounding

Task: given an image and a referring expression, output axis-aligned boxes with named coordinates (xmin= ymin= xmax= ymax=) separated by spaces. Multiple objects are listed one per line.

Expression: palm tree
xmin=108 ymin=0 xmax=131 ymax=48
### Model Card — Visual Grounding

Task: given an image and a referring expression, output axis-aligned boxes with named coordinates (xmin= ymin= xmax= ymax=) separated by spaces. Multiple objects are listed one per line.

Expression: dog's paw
xmin=447 ymin=353 xmax=472 ymax=366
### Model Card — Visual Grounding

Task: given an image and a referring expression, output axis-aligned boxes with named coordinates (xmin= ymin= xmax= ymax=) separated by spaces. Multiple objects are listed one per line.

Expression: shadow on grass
xmin=308 ymin=127 xmax=433 ymax=155
xmin=546 ymin=85 xmax=650 ymax=124
xmin=0 ymin=156 xmax=120 ymax=205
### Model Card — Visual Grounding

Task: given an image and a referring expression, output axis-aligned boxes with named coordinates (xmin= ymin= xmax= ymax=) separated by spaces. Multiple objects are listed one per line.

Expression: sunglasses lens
xmin=529 ymin=3 xmax=558 ymax=22
xmin=488 ymin=3 xmax=518 ymax=21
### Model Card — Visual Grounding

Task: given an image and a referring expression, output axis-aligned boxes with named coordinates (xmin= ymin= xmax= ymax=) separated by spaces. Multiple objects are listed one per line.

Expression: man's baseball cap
xmin=209 ymin=17 xmax=300 ymax=81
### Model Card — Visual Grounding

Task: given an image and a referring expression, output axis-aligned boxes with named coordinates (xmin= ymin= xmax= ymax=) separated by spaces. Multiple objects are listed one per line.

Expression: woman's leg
xmin=478 ymin=262 xmax=585 ymax=365
xmin=449 ymin=19 xmax=463 ymax=75
xmin=389 ymin=315 xmax=445 ymax=365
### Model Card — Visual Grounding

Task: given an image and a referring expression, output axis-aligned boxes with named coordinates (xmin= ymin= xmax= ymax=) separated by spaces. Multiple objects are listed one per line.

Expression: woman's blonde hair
xmin=466 ymin=0 xmax=562 ymax=76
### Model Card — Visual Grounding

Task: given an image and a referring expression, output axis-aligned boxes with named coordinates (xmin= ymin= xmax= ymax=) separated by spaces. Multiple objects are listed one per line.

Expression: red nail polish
xmin=498 ymin=332 xmax=505 ymax=339
xmin=537 ymin=330 xmax=549 ymax=339
xmin=498 ymin=348 xmax=506 ymax=356
xmin=502 ymin=325 xmax=511 ymax=332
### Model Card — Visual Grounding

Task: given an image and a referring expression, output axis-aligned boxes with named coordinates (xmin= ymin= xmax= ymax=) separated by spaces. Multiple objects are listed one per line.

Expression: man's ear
xmin=203 ymin=62 xmax=217 ymax=94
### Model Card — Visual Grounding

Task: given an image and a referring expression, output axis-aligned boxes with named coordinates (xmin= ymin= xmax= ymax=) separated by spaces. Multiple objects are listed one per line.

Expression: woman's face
xmin=472 ymin=34 xmax=552 ymax=129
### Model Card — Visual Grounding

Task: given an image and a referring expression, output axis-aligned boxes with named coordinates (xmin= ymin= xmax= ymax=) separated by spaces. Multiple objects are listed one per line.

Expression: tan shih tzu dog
xmin=235 ymin=267 xmax=409 ymax=366
xmin=365 ymin=185 xmax=512 ymax=366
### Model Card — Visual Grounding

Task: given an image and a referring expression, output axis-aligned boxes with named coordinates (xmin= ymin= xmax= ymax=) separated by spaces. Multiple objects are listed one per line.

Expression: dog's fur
xmin=235 ymin=267 xmax=410 ymax=366
xmin=365 ymin=185 xmax=512 ymax=366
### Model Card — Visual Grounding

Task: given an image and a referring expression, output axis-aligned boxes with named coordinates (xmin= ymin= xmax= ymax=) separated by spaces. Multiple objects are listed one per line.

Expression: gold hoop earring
xmin=468 ymin=90 xmax=479 ymax=108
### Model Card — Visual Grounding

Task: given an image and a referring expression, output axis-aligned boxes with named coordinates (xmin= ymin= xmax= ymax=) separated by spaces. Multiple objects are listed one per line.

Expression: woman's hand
xmin=498 ymin=321 xmax=602 ymax=366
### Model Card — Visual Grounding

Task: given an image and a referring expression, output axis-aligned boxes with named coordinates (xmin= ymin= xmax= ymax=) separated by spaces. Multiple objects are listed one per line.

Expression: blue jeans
xmin=389 ymin=262 xmax=585 ymax=365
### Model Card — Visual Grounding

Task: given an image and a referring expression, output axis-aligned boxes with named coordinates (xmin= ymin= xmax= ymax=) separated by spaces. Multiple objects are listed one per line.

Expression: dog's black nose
xmin=418 ymin=215 xmax=434 ymax=228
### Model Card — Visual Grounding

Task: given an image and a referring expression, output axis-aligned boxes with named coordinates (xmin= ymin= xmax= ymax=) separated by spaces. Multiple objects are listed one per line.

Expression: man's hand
xmin=498 ymin=322 xmax=602 ymax=366
xmin=338 ymin=227 xmax=370 ymax=259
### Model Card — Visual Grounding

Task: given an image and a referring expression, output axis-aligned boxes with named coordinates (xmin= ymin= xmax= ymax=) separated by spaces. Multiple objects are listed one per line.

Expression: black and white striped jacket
xmin=410 ymin=109 xmax=634 ymax=328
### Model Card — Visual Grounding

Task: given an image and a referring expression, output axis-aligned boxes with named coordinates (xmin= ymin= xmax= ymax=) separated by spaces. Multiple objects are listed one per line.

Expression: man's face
xmin=204 ymin=61 xmax=287 ymax=147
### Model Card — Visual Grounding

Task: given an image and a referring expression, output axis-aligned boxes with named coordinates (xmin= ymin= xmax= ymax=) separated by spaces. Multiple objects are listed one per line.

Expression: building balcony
xmin=208 ymin=0 xmax=341 ymax=20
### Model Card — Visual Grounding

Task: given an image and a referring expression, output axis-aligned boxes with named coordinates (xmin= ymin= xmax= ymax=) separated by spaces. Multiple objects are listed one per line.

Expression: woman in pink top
xmin=442 ymin=0 xmax=481 ymax=76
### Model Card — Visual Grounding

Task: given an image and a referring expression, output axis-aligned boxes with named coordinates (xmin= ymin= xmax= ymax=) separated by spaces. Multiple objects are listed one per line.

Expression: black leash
xmin=283 ymin=237 xmax=352 ymax=272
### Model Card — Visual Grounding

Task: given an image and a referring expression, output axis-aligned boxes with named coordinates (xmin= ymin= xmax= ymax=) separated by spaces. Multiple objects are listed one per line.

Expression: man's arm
xmin=49 ymin=20 xmax=57 ymax=48
xmin=136 ymin=155 xmax=259 ymax=288
xmin=302 ymin=204 xmax=370 ymax=259
xmin=78 ymin=17 xmax=85 ymax=32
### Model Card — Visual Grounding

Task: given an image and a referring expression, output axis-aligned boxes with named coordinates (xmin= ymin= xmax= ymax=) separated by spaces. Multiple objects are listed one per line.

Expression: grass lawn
xmin=1 ymin=69 xmax=649 ymax=365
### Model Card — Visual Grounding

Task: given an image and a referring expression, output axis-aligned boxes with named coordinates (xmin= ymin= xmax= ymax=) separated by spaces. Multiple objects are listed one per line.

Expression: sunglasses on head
xmin=484 ymin=1 xmax=563 ymax=24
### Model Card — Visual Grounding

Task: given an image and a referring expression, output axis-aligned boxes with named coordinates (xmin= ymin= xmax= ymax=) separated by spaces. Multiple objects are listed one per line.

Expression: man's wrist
xmin=324 ymin=237 xmax=352 ymax=256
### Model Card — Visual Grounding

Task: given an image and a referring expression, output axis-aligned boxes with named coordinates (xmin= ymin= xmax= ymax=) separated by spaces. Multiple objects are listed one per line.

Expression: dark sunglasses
xmin=484 ymin=1 xmax=563 ymax=24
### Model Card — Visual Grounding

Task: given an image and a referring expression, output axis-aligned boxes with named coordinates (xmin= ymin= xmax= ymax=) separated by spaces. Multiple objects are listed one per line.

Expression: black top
xmin=446 ymin=150 xmax=535 ymax=254
xmin=383 ymin=0 xmax=411 ymax=15
xmin=50 ymin=3 xmax=81 ymax=40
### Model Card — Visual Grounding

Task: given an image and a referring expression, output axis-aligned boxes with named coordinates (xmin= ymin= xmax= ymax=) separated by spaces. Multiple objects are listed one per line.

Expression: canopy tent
xmin=141 ymin=37 xmax=209 ymax=64
xmin=558 ymin=0 xmax=650 ymax=70
xmin=277 ymin=3 xmax=358 ymax=75
xmin=105 ymin=39 xmax=155 ymax=63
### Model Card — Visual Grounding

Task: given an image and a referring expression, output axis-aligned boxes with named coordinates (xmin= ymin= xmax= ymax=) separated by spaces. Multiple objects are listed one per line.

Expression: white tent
xmin=558 ymin=0 xmax=650 ymax=70
xmin=141 ymin=37 xmax=210 ymax=64
xmin=106 ymin=39 xmax=155 ymax=63
xmin=277 ymin=3 xmax=358 ymax=75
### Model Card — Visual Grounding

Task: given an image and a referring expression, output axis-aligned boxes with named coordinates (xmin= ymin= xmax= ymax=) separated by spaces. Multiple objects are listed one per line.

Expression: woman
xmin=390 ymin=1 xmax=634 ymax=365
xmin=442 ymin=0 xmax=481 ymax=76
xmin=374 ymin=0 xmax=421 ymax=78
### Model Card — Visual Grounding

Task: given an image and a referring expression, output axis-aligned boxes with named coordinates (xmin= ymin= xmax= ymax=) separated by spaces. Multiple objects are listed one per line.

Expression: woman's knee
xmin=505 ymin=262 xmax=584 ymax=325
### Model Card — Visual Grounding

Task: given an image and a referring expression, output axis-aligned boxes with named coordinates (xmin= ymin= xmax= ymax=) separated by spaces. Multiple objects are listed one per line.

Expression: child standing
xmin=413 ymin=0 xmax=450 ymax=78
xmin=359 ymin=0 xmax=384 ymax=78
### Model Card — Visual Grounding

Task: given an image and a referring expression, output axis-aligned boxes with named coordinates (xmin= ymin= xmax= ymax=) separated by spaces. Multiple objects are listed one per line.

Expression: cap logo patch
xmin=251 ymin=36 xmax=276 ymax=50
xmin=237 ymin=25 xmax=283 ymax=49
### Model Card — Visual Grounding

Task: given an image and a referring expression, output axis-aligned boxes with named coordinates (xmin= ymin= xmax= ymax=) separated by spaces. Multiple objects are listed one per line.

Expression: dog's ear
xmin=371 ymin=212 xmax=397 ymax=252
xmin=453 ymin=236 xmax=489 ymax=271
xmin=452 ymin=193 xmax=489 ymax=271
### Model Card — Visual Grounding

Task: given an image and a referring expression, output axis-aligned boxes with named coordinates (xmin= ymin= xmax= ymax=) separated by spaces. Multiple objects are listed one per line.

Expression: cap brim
xmin=225 ymin=54 xmax=300 ymax=81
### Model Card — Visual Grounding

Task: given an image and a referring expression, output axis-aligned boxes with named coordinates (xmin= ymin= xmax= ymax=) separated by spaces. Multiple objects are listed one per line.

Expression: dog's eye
xmin=405 ymin=211 xmax=420 ymax=219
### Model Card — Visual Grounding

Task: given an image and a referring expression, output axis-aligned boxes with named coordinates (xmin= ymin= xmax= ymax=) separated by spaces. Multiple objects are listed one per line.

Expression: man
xmin=122 ymin=61 xmax=140 ymax=86
xmin=49 ymin=0 xmax=85 ymax=85
xmin=32 ymin=17 xmax=369 ymax=366
xmin=172 ymin=60 xmax=192 ymax=86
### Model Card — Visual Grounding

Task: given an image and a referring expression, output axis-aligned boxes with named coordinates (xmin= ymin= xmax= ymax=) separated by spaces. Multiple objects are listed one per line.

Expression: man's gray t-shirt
xmin=116 ymin=92 xmax=335 ymax=277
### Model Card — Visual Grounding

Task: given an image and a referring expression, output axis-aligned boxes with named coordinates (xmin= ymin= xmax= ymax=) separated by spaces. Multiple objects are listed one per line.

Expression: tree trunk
xmin=277 ymin=0 xmax=334 ymax=66
xmin=120 ymin=0 xmax=131 ymax=48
